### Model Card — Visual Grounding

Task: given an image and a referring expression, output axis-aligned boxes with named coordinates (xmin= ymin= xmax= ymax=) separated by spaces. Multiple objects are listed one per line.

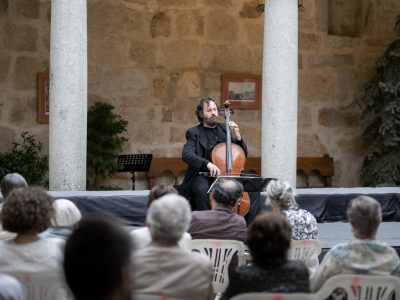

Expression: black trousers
xmin=189 ymin=175 xmax=265 ymax=225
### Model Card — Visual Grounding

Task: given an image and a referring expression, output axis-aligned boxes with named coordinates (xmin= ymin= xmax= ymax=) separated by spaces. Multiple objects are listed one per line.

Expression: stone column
xmin=49 ymin=0 xmax=87 ymax=190
xmin=261 ymin=0 xmax=298 ymax=187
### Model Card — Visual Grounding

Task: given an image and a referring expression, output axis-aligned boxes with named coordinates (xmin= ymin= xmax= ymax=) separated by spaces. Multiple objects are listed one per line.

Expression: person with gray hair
xmin=312 ymin=195 xmax=400 ymax=292
xmin=266 ymin=179 xmax=318 ymax=240
xmin=0 ymin=173 xmax=28 ymax=199
xmin=131 ymin=194 xmax=213 ymax=300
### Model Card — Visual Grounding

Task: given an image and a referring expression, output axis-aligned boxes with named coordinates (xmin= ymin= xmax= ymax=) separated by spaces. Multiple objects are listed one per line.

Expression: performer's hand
xmin=207 ymin=162 xmax=221 ymax=177
xmin=229 ymin=121 xmax=242 ymax=141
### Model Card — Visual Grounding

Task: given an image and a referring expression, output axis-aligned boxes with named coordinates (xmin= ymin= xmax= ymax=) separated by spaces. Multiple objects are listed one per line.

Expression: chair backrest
xmin=288 ymin=239 xmax=322 ymax=261
xmin=8 ymin=272 xmax=72 ymax=300
xmin=190 ymin=239 xmax=245 ymax=294
xmin=229 ymin=292 xmax=318 ymax=300
xmin=315 ymin=274 xmax=400 ymax=300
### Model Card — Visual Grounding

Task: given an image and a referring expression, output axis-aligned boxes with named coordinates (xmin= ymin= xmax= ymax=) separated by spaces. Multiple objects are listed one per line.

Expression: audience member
xmin=0 ymin=187 xmax=64 ymax=273
xmin=0 ymin=173 xmax=28 ymax=240
xmin=0 ymin=173 xmax=28 ymax=199
xmin=41 ymin=199 xmax=82 ymax=240
xmin=130 ymin=184 xmax=192 ymax=251
xmin=312 ymin=195 xmax=400 ymax=292
xmin=0 ymin=273 xmax=25 ymax=300
xmin=266 ymin=179 xmax=319 ymax=278
xmin=222 ymin=212 xmax=310 ymax=299
xmin=188 ymin=178 xmax=247 ymax=242
xmin=64 ymin=215 xmax=132 ymax=300
xmin=132 ymin=194 xmax=213 ymax=300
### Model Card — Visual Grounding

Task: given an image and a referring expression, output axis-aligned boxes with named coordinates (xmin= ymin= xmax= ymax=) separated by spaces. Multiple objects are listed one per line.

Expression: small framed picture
xmin=37 ymin=71 xmax=49 ymax=124
xmin=221 ymin=74 xmax=262 ymax=109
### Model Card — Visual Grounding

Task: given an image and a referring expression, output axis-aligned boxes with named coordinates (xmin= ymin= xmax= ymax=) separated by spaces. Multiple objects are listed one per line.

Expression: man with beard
xmin=179 ymin=97 xmax=264 ymax=225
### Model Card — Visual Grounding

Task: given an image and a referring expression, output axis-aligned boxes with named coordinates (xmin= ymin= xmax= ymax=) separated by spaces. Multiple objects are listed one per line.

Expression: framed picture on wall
xmin=221 ymin=74 xmax=262 ymax=109
xmin=37 ymin=71 xmax=49 ymax=124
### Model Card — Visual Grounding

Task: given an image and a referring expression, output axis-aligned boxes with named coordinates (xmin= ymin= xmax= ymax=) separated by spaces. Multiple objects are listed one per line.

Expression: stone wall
xmin=0 ymin=0 xmax=399 ymax=189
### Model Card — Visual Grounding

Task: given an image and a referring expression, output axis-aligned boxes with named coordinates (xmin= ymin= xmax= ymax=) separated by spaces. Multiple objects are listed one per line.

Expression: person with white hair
xmin=131 ymin=194 xmax=213 ymax=300
xmin=266 ymin=179 xmax=319 ymax=279
xmin=41 ymin=199 xmax=82 ymax=240
xmin=266 ymin=179 xmax=317 ymax=240
xmin=312 ymin=195 xmax=400 ymax=292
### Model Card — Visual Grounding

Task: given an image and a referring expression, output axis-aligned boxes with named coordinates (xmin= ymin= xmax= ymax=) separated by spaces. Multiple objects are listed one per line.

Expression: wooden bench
xmin=147 ymin=155 xmax=334 ymax=189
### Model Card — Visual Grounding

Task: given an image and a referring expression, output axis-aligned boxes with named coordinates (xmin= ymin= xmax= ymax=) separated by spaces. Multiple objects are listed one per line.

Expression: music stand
xmin=207 ymin=175 xmax=276 ymax=194
xmin=117 ymin=154 xmax=153 ymax=190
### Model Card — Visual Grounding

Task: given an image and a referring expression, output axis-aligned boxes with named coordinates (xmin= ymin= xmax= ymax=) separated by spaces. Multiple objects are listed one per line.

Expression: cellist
xmin=178 ymin=97 xmax=264 ymax=225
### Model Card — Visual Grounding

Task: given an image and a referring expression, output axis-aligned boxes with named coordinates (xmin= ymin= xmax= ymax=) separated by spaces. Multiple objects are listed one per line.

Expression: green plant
xmin=352 ymin=16 xmax=400 ymax=186
xmin=87 ymin=102 xmax=128 ymax=190
xmin=0 ymin=132 xmax=48 ymax=186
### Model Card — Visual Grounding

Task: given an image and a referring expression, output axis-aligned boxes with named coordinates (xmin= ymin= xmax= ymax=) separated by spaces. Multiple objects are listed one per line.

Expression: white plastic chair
xmin=315 ymin=274 xmax=400 ymax=300
xmin=8 ymin=272 xmax=72 ymax=300
xmin=288 ymin=239 xmax=322 ymax=261
xmin=230 ymin=292 xmax=318 ymax=300
xmin=190 ymin=239 xmax=245 ymax=296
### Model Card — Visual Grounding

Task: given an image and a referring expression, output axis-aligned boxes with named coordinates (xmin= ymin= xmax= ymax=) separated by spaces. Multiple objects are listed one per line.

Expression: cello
xmin=210 ymin=101 xmax=250 ymax=216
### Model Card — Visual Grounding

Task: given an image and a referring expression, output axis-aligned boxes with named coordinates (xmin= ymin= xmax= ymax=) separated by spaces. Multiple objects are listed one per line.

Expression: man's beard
xmin=203 ymin=116 xmax=218 ymax=127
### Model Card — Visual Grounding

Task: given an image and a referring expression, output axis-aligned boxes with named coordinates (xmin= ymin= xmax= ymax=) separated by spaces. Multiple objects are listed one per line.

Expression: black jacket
xmin=178 ymin=123 xmax=248 ymax=199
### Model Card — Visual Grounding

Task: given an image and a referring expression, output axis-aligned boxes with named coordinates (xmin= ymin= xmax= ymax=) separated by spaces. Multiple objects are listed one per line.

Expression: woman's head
xmin=347 ymin=195 xmax=381 ymax=239
xmin=148 ymin=184 xmax=178 ymax=207
xmin=266 ymin=179 xmax=295 ymax=210
xmin=1 ymin=173 xmax=28 ymax=198
xmin=1 ymin=187 xmax=54 ymax=234
xmin=52 ymin=199 xmax=82 ymax=229
xmin=247 ymin=212 xmax=292 ymax=268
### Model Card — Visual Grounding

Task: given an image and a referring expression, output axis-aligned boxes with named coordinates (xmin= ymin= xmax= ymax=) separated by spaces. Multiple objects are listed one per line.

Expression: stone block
xmin=0 ymin=0 xmax=8 ymax=15
xmin=297 ymin=134 xmax=327 ymax=156
xmin=176 ymin=10 xmax=203 ymax=37
xmin=150 ymin=12 xmax=171 ymax=38
xmin=156 ymin=0 xmax=196 ymax=8
xmin=9 ymin=96 xmax=36 ymax=126
xmin=161 ymin=40 xmax=200 ymax=68
xmin=325 ymin=35 xmax=361 ymax=49
xmin=245 ymin=23 xmax=263 ymax=45
xmin=308 ymin=54 xmax=354 ymax=68
xmin=14 ymin=56 xmax=47 ymax=91
xmin=215 ymin=45 xmax=252 ymax=73
xmin=239 ymin=0 xmax=262 ymax=19
xmin=88 ymin=3 xmax=143 ymax=38
xmin=298 ymin=106 xmax=312 ymax=127
xmin=335 ymin=72 xmax=360 ymax=105
xmin=0 ymin=125 xmax=16 ymax=152
xmin=0 ymin=52 xmax=11 ymax=83
xmin=203 ymin=0 xmax=233 ymax=6
xmin=95 ymin=68 xmax=150 ymax=94
xmin=129 ymin=40 xmax=157 ymax=67
xmin=16 ymin=0 xmax=39 ymax=19
xmin=173 ymin=97 xmax=197 ymax=123
xmin=152 ymin=77 xmax=166 ymax=98
xmin=176 ymin=71 xmax=201 ymax=98
xmin=204 ymin=72 xmax=221 ymax=90
xmin=299 ymin=74 xmax=335 ymax=103
xmin=200 ymin=44 xmax=216 ymax=69
xmin=299 ymin=33 xmax=320 ymax=50
xmin=170 ymin=125 xmax=186 ymax=143
xmin=252 ymin=47 xmax=263 ymax=74
xmin=90 ymin=37 xmax=131 ymax=66
xmin=3 ymin=23 xmax=37 ymax=51
xmin=162 ymin=107 xmax=172 ymax=122
xmin=318 ymin=107 xmax=358 ymax=127
xmin=204 ymin=11 xmax=238 ymax=42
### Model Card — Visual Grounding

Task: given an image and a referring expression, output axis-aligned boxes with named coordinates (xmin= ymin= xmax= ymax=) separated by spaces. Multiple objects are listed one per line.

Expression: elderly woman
xmin=222 ymin=212 xmax=310 ymax=299
xmin=41 ymin=198 xmax=82 ymax=240
xmin=0 ymin=173 xmax=28 ymax=199
xmin=0 ymin=187 xmax=64 ymax=273
xmin=266 ymin=179 xmax=318 ymax=240
xmin=312 ymin=195 xmax=400 ymax=292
